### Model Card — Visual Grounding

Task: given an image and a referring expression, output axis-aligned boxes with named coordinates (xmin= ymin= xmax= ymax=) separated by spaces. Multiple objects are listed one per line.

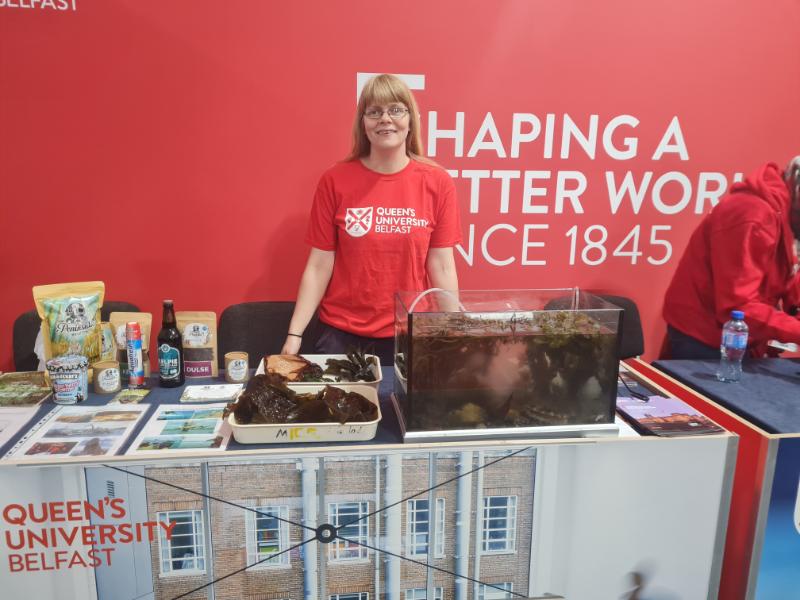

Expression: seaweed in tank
xmin=399 ymin=309 xmax=618 ymax=431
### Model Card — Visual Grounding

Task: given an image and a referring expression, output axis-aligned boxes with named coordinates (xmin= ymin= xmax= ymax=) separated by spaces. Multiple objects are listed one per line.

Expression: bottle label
xmin=158 ymin=344 xmax=181 ymax=380
xmin=723 ymin=331 xmax=748 ymax=350
xmin=126 ymin=337 xmax=144 ymax=384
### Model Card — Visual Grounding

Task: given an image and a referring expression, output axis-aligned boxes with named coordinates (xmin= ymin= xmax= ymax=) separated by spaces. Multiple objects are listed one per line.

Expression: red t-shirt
xmin=305 ymin=159 xmax=462 ymax=338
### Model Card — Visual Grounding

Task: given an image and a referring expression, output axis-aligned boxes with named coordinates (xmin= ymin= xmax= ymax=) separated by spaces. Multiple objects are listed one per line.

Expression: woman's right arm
xmin=281 ymin=247 xmax=336 ymax=354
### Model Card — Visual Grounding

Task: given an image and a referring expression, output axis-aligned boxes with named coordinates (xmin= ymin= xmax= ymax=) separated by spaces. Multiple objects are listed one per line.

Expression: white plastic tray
xmin=256 ymin=354 xmax=382 ymax=391
xmin=228 ymin=383 xmax=381 ymax=444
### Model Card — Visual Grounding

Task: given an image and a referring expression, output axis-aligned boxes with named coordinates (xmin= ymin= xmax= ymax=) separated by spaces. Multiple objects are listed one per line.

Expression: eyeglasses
xmin=364 ymin=106 xmax=409 ymax=120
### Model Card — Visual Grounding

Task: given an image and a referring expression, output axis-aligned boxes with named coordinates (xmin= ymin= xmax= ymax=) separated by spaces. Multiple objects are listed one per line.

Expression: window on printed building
xmin=434 ymin=497 xmax=445 ymax=557
xmin=245 ymin=505 xmax=290 ymax=567
xmin=328 ymin=502 xmax=369 ymax=560
xmin=406 ymin=497 xmax=445 ymax=557
xmin=481 ymin=495 xmax=517 ymax=553
xmin=478 ymin=582 xmax=513 ymax=600
xmin=405 ymin=586 xmax=444 ymax=600
xmin=329 ymin=593 xmax=369 ymax=600
xmin=157 ymin=510 xmax=206 ymax=574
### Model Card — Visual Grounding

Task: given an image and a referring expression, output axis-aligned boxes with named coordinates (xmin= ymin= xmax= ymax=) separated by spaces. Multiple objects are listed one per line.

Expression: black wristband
xmin=287 ymin=333 xmax=303 ymax=338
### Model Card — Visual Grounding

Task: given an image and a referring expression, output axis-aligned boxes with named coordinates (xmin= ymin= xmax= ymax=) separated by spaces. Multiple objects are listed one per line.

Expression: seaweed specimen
xmin=226 ymin=374 xmax=378 ymax=425
xmin=264 ymin=348 xmax=376 ymax=383
xmin=323 ymin=348 xmax=377 ymax=382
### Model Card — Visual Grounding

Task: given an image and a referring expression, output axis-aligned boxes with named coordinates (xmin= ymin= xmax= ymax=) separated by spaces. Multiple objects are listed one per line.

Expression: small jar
xmin=224 ymin=352 xmax=249 ymax=383
xmin=46 ymin=355 xmax=89 ymax=404
xmin=93 ymin=360 xmax=121 ymax=394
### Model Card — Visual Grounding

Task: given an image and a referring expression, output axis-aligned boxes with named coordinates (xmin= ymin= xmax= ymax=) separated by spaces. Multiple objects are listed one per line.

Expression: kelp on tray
xmin=225 ymin=373 xmax=378 ymax=425
xmin=264 ymin=348 xmax=377 ymax=383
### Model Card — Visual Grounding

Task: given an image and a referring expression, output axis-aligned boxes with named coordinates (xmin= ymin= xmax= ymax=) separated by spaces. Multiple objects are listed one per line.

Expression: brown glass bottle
xmin=157 ymin=300 xmax=185 ymax=387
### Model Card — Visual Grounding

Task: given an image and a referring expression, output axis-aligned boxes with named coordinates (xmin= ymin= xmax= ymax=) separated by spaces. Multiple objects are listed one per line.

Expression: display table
xmin=633 ymin=358 xmax=800 ymax=600
xmin=0 ymin=367 xmax=736 ymax=600
xmin=0 ymin=374 xmax=405 ymax=458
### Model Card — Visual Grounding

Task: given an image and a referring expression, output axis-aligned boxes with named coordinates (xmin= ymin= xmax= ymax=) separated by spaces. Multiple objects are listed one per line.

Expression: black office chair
xmin=217 ymin=301 xmax=319 ymax=369
xmin=12 ymin=310 xmax=41 ymax=372
xmin=596 ymin=294 xmax=644 ymax=359
xmin=101 ymin=301 xmax=141 ymax=322
xmin=12 ymin=301 xmax=141 ymax=372
xmin=544 ymin=293 xmax=644 ymax=359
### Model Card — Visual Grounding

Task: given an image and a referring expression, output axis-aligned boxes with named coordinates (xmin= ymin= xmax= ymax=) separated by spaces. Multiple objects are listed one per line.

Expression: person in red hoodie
xmin=663 ymin=158 xmax=800 ymax=358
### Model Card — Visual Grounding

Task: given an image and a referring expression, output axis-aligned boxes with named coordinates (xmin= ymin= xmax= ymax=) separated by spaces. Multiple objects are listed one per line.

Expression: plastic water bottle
xmin=717 ymin=310 xmax=748 ymax=382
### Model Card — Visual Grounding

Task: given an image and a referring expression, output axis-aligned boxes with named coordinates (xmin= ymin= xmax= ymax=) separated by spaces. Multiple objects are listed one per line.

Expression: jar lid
xmin=46 ymin=355 xmax=89 ymax=371
xmin=93 ymin=360 xmax=119 ymax=370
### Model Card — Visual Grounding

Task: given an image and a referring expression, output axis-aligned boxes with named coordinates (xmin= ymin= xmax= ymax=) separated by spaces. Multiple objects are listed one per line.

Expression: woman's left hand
xmin=281 ymin=335 xmax=302 ymax=355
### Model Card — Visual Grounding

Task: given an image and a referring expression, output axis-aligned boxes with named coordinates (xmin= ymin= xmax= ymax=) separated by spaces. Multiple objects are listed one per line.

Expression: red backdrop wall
xmin=2 ymin=0 xmax=800 ymax=370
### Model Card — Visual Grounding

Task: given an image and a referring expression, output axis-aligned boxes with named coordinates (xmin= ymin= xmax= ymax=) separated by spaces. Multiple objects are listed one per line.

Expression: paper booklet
xmin=126 ymin=403 xmax=231 ymax=454
xmin=616 ymin=395 xmax=725 ymax=437
xmin=3 ymin=405 xmax=147 ymax=460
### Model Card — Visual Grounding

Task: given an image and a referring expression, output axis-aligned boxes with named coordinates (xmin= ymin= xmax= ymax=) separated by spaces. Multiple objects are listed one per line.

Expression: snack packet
xmin=176 ymin=311 xmax=218 ymax=377
xmin=33 ymin=281 xmax=105 ymax=362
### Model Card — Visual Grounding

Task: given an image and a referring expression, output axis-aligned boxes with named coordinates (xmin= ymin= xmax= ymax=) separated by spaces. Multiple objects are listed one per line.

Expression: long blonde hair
xmin=347 ymin=74 xmax=433 ymax=163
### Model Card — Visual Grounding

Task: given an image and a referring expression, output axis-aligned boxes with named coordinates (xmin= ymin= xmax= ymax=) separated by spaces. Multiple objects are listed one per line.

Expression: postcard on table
xmin=179 ymin=384 xmax=242 ymax=403
xmin=126 ymin=403 xmax=230 ymax=454
xmin=108 ymin=389 xmax=151 ymax=404
xmin=3 ymin=405 xmax=147 ymax=460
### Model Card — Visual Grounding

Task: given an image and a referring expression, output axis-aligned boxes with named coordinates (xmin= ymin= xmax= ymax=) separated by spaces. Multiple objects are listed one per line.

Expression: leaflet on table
xmin=616 ymin=395 xmax=725 ymax=437
xmin=126 ymin=403 xmax=230 ymax=454
xmin=0 ymin=371 xmax=52 ymax=406
xmin=179 ymin=384 xmax=242 ymax=403
xmin=108 ymin=388 xmax=151 ymax=404
xmin=3 ymin=405 xmax=147 ymax=459
xmin=0 ymin=407 xmax=39 ymax=449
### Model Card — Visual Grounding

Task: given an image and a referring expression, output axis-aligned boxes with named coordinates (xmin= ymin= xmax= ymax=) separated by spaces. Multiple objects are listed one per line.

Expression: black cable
xmin=618 ymin=374 xmax=649 ymax=402
xmin=102 ymin=464 xmax=316 ymax=534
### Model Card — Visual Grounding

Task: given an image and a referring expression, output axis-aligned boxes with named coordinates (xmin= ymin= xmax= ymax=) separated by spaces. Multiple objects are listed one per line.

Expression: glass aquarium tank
xmin=394 ymin=289 xmax=623 ymax=439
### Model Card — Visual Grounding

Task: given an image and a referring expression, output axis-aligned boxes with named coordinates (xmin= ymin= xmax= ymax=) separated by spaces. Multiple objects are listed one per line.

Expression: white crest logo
xmin=345 ymin=207 xmax=373 ymax=237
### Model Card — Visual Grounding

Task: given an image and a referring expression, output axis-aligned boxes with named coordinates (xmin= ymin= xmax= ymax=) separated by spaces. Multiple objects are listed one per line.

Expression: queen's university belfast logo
xmin=345 ymin=207 xmax=374 ymax=237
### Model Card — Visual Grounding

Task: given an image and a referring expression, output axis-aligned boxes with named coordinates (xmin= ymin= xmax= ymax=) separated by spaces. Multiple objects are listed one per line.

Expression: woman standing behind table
xmin=281 ymin=74 xmax=462 ymax=365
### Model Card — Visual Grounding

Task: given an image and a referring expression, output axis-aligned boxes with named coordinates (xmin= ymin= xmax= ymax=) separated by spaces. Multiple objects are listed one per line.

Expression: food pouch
xmin=99 ymin=322 xmax=116 ymax=362
xmin=109 ymin=312 xmax=153 ymax=379
xmin=33 ymin=281 xmax=105 ymax=362
xmin=176 ymin=311 xmax=218 ymax=378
